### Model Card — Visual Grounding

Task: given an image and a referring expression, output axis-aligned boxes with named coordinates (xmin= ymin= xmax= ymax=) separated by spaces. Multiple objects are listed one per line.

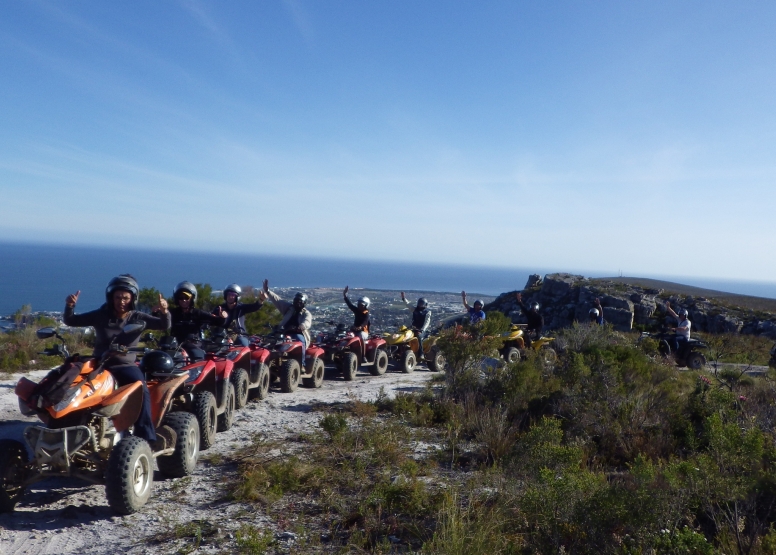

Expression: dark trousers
xmin=182 ymin=341 xmax=206 ymax=362
xmin=670 ymin=335 xmax=688 ymax=356
xmin=108 ymin=364 xmax=156 ymax=442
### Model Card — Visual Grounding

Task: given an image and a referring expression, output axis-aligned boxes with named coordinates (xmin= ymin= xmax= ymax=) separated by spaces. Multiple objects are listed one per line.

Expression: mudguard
xmin=148 ymin=373 xmax=189 ymax=428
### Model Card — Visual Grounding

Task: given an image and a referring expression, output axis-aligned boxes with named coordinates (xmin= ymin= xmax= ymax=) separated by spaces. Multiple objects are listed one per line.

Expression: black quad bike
xmin=653 ymin=331 xmax=709 ymax=369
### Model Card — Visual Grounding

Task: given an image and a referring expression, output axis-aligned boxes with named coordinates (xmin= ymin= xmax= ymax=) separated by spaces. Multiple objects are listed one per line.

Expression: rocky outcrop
xmin=485 ymin=273 xmax=776 ymax=337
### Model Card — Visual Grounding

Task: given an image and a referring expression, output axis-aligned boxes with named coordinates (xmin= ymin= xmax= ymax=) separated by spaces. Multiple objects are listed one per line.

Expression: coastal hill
xmin=486 ymin=273 xmax=776 ymax=338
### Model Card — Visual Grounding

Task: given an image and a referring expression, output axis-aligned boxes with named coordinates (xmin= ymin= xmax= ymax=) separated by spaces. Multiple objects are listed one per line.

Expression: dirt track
xmin=0 ymin=366 xmax=436 ymax=554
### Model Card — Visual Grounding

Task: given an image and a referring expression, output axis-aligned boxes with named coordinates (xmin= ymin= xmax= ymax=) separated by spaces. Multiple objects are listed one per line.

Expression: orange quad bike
xmin=1 ymin=325 xmax=200 ymax=516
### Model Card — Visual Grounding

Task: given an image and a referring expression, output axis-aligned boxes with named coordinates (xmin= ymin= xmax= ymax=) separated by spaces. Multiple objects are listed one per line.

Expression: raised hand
xmin=400 ymin=291 xmax=406 ymax=301
xmin=461 ymin=290 xmax=466 ymax=299
xmin=258 ymin=290 xmax=267 ymax=302
xmin=344 ymin=285 xmax=349 ymax=297
xmin=216 ymin=306 xmax=227 ymax=318
xmin=262 ymin=279 xmax=269 ymax=293
xmin=516 ymin=292 xmax=522 ymax=302
xmin=66 ymin=291 xmax=81 ymax=307
xmin=156 ymin=293 xmax=169 ymax=314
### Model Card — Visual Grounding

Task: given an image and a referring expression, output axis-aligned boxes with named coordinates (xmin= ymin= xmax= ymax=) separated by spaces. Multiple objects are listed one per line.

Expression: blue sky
xmin=1 ymin=1 xmax=775 ymax=283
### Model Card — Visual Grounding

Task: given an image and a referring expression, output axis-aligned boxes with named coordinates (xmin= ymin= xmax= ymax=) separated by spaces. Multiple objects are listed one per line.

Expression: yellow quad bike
xmin=383 ymin=326 xmax=445 ymax=373
xmin=500 ymin=324 xmax=557 ymax=366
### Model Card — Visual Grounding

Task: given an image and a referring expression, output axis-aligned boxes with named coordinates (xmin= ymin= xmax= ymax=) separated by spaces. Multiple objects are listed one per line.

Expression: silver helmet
xmin=357 ymin=296 xmax=370 ymax=309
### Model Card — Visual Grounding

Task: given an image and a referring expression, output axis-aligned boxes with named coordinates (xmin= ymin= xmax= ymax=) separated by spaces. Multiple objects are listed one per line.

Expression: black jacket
xmin=518 ymin=300 xmax=544 ymax=334
xmin=169 ymin=307 xmax=226 ymax=343
xmin=63 ymin=303 xmax=171 ymax=365
xmin=212 ymin=301 xmax=263 ymax=334
xmin=344 ymin=296 xmax=370 ymax=331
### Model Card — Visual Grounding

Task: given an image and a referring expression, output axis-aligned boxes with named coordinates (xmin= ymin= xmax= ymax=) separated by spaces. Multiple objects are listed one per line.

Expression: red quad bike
xmin=145 ymin=333 xmax=236 ymax=451
xmin=207 ymin=328 xmax=270 ymax=411
xmin=256 ymin=328 xmax=326 ymax=393
xmin=3 ymin=325 xmax=200 ymax=515
xmin=318 ymin=322 xmax=388 ymax=381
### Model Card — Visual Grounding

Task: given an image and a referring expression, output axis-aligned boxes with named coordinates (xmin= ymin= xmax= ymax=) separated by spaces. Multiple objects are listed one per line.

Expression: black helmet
xmin=105 ymin=274 xmax=139 ymax=308
xmin=174 ymin=281 xmax=197 ymax=302
xmin=417 ymin=297 xmax=428 ymax=309
xmin=140 ymin=350 xmax=175 ymax=374
xmin=293 ymin=292 xmax=307 ymax=309
xmin=224 ymin=283 xmax=242 ymax=301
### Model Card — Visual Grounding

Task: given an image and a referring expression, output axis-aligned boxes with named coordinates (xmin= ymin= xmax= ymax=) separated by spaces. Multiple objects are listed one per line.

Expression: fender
xmin=148 ymin=373 xmax=188 ymax=428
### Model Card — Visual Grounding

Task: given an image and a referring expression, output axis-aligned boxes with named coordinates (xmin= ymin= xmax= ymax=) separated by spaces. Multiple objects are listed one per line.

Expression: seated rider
xmin=168 ymin=281 xmax=227 ymax=361
xmin=401 ymin=292 xmax=431 ymax=361
xmin=515 ymin=292 xmax=544 ymax=347
xmin=212 ymin=283 xmax=265 ymax=346
xmin=263 ymin=279 xmax=312 ymax=361
xmin=461 ymin=291 xmax=486 ymax=324
xmin=665 ymin=301 xmax=691 ymax=356
xmin=589 ymin=298 xmax=605 ymax=325
xmin=343 ymin=286 xmax=370 ymax=362
xmin=63 ymin=275 xmax=172 ymax=450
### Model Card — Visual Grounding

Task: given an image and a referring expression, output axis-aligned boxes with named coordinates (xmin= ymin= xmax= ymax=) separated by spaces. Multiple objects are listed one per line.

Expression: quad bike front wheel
xmin=250 ymin=363 xmax=270 ymax=400
xmin=192 ymin=390 xmax=218 ymax=450
xmin=231 ymin=368 xmax=250 ymax=409
xmin=105 ymin=436 xmax=154 ymax=515
xmin=685 ymin=352 xmax=706 ymax=370
xmin=303 ymin=358 xmax=325 ymax=388
xmin=280 ymin=359 xmax=301 ymax=392
xmin=0 ymin=439 xmax=28 ymax=513
xmin=427 ymin=346 xmax=446 ymax=372
xmin=340 ymin=352 xmax=359 ymax=381
xmin=157 ymin=412 xmax=200 ymax=478
xmin=401 ymin=350 xmax=416 ymax=373
xmin=217 ymin=382 xmax=236 ymax=432
xmin=370 ymin=349 xmax=389 ymax=376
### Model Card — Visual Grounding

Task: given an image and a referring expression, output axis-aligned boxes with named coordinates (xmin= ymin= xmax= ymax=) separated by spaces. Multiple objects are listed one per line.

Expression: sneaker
xmin=152 ymin=424 xmax=177 ymax=452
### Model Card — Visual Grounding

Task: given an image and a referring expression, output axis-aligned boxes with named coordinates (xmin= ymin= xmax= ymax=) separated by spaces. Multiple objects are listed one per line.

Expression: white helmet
xmin=531 ymin=302 xmax=540 ymax=311
xmin=357 ymin=296 xmax=370 ymax=309
xmin=589 ymin=308 xmax=600 ymax=317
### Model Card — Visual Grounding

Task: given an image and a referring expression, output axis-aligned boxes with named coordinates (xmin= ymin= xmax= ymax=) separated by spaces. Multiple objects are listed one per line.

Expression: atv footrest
xmin=23 ymin=425 xmax=92 ymax=470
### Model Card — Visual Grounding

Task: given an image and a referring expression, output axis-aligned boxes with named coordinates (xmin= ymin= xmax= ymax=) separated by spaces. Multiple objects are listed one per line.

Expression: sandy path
xmin=0 ymin=366 xmax=436 ymax=555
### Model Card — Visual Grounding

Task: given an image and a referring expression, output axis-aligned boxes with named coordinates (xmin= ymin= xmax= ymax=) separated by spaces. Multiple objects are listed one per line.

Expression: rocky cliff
xmin=485 ymin=273 xmax=776 ymax=338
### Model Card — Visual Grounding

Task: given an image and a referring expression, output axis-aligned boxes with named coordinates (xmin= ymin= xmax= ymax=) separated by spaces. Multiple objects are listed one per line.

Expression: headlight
xmin=186 ymin=364 xmax=206 ymax=383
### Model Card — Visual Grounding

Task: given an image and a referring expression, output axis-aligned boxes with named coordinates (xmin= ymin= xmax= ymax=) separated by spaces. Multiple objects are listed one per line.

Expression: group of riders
xmin=60 ymin=273 xmax=694 ymax=452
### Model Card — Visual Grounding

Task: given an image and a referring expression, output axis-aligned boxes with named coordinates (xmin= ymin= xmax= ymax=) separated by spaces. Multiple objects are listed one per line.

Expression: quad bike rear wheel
xmin=303 ymin=358 xmax=325 ymax=388
xmin=0 ymin=439 xmax=28 ymax=512
xmin=685 ymin=352 xmax=706 ymax=370
xmin=280 ymin=359 xmax=301 ymax=392
xmin=157 ymin=412 xmax=200 ymax=478
xmin=427 ymin=346 xmax=446 ymax=372
xmin=105 ymin=436 xmax=154 ymax=515
xmin=541 ymin=348 xmax=557 ymax=367
xmin=341 ymin=352 xmax=358 ymax=381
xmin=401 ymin=350 xmax=416 ymax=373
xmin=192 ymin=390 xmax=217 ymax=450
xmin=503 ymin=347 xmax=521 ymax=364
xmin=250 ymin=363 xmax=270 ymax=400
xmin=217 ymin=382 xmax=236 ymax=432
xmin=231 ymin=368 xmax=250 ymax=409
xmin=370 ymin=349 xmax=388 ymax=376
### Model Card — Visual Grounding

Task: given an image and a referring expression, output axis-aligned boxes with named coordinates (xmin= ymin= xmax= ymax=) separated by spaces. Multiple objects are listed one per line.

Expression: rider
xmin=515 ymin=292 xmax=544 ymax=347
xmin=343 ymin=286 xmax=370 ymax=361
xmin=461 ymin=291 xmax=486 ymax=324
xmin=665 ymin=301 xmax=691 ymax=356
xmin=168 ymin=281 xmax=227 ymax=360
xmin=263 ymin=279 xmax=312 ymax=361
xmin=63 ymin=275 xmax=172 ymax=450
xmin=589 ymin=298 xmax=605 ymax=325
xmin=401 ymin=292 xmax=431 ymax=360
xmin=212 ymin=283 xmax=266 ymax=346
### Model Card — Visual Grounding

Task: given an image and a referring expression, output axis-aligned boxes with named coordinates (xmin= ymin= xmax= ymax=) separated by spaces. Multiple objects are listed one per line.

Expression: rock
xmin=603 ymin=307 xmax=634 ymax=331
xmin=541 ymin=273 xmax=584 ymax=300
xmin=524 ymin=274 xmax=543 ymax=289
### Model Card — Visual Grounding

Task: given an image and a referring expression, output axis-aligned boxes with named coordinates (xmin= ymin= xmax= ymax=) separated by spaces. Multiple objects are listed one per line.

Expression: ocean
xmin=1 ymin=241 xmax=775 ymax=317
xmin=0 ymin=242 xmax=535 ymax=316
